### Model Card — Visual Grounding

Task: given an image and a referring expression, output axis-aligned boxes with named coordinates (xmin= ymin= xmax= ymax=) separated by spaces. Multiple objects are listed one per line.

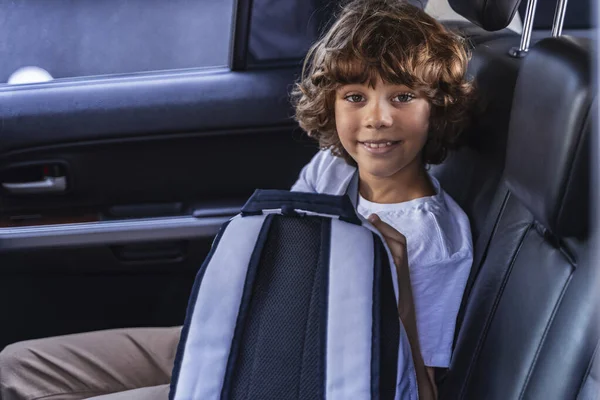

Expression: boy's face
xmin=334 ymin=77 xmax=431 ymax=180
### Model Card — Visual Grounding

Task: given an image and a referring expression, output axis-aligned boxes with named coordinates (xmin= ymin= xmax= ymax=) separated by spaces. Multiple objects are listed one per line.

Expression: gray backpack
xmin=169 ymin=189 xmax=418 ymax=400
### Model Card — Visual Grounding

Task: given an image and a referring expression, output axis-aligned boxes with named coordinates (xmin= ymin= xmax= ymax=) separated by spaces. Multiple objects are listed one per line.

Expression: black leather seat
xmin=430 ymin=0 xmax=526 ymax=342
xmin=431 ymin=34 xmax=523 ymax=243
xmin=432 ymin=0 xmax=523 ymax=242
xmin=439 ymin=36 xmax=596 ymax=399
xmin=427 ymin=0 xmax=597 ymax=397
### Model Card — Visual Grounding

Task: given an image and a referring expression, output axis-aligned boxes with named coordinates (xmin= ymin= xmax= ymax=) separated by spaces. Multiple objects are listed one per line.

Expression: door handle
xmin=2 ymin=176 xmax=67 ymax=195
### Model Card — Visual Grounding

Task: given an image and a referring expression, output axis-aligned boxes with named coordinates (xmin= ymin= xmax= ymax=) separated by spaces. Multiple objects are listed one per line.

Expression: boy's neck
xmin=358 ymin=160 xmax=435 ymax=204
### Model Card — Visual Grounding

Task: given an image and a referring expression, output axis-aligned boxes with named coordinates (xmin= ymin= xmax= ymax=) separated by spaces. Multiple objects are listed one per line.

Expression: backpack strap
xmin=345 ymin=170 xmax=360 ymax=209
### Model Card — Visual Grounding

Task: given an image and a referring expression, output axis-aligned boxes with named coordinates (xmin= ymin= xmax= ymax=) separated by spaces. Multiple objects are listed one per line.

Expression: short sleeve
xmin=410 ymin=249 xmax=472 ymax=367
xmin=290 ymin=150 xmax=356 ymax=195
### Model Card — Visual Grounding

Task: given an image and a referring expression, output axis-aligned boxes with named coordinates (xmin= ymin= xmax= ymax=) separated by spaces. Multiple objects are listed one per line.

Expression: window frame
xmin=230 ymin=0 xmax=254 ymax=71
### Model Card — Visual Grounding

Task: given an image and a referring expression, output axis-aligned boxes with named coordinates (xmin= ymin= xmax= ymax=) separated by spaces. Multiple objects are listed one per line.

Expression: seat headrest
xmin=448 ymin=0 xmax=522 ymax=31
xmin=504 ymin=37 xmax=593 ymax=239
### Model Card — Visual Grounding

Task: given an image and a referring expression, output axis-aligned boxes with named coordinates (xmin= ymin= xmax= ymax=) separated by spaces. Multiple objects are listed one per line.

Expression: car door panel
xmin=0 ymin=126 xmax=314 ymax=213
xmin=0 ymin=66 xmax=318 ymax=349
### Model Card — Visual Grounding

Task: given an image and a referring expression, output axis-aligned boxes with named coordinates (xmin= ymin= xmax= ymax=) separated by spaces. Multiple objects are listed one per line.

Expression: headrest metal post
xmin=509 ymin=0 xmax=539 ymax=58
xmin=551 ymin=0 xmax=569 ymax=37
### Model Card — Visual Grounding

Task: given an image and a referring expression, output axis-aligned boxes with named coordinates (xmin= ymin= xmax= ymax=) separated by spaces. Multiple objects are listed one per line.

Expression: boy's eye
xmin=393 ymin=93 xmax=416 ymax=103
xmin=345 ymin=94 xmax=364 ymax=103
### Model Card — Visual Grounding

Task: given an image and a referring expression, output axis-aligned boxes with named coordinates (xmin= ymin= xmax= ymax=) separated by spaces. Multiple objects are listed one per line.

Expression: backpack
xmin=169 ymin=189 xmax=418 ymax=400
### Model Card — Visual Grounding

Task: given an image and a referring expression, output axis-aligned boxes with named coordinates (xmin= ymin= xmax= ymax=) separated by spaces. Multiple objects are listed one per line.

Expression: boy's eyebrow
xmin=337 ymin=82 xmax=413 ymax=90
xmin=337 ymin=83 xmax=365 ymax=89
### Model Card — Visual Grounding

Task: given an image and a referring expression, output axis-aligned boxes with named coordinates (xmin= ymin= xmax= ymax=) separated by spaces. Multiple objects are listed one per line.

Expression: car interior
xmin=0 ymin=0 xmax=596 ymax=398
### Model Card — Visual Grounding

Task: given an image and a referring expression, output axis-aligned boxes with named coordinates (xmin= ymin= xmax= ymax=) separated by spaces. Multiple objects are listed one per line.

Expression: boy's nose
xmin=364 ymin=102 xmax=393 ymax=129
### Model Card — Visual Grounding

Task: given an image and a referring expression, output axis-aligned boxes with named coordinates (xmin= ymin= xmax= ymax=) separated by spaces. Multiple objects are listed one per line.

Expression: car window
xmin=523 ymin=0 xmax=592 ymax=29
xmin=246 ymin=0 xmax=525 ymax=65
xmin=0 ymin=0 xmax=234 ymax=85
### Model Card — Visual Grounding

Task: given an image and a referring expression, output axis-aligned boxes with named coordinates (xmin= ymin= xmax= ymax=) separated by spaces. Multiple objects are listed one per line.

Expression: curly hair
xmin=291 ymin=0 xmax=475 ymax=165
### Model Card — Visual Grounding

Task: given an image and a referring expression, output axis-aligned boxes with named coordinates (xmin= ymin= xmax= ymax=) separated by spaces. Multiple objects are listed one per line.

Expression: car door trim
xmin=0 ymin=214 xmax=235 ymax=251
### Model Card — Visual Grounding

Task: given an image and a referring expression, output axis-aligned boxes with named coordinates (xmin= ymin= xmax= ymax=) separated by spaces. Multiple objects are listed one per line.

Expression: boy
xmin=291 ymin=0 xmax=474 ymax=398
xmin=0 ymin=1 xmax=472 ymax=399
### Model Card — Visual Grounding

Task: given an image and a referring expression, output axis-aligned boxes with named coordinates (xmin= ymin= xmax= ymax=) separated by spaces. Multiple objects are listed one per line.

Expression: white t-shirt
xmin=291 ymin=150 xmax=473 ymax=368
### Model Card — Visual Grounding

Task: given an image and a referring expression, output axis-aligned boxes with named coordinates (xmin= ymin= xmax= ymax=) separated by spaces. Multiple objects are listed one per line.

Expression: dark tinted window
xmin=520 ymin=0 xmax=593 ymax=30
xmin=1 ymin=0 xmax=234 ymax=84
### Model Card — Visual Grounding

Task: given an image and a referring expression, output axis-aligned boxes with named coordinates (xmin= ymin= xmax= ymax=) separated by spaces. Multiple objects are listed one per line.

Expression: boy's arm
xmin=368 ymin=214 xmax=438 ymax=400
xmin=290 ymin=149 xmax=357 ymax=194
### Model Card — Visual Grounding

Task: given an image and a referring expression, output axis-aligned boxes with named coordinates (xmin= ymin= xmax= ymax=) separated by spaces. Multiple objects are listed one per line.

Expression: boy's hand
xmin=367 ymin=213 xmax=438 ymax=400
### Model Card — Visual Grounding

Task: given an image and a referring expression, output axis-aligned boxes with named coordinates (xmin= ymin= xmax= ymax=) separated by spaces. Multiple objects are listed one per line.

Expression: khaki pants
xmin=0 ymin=327 xmax=182 ymax=400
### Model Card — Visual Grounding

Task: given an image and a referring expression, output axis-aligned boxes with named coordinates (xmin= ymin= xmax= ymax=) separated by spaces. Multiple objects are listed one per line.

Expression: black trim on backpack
xmin=373 ymin=235 xmax=400 ymax=400
xmin=169 ymin=219 xmax=233 ymax=400
xmin=371 ymin=234 xmax=383 ymax=400
xmin=220 ymin=214 xmax=276 ymax=399
xmin=318 ymin=218 xmax=331 ymax=399
xmin=241 ymin=189 xmax=362 ymax=226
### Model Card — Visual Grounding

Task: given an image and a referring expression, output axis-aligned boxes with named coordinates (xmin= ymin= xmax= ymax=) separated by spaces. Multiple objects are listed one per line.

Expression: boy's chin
xmin=356 ymin=153 xmax=422 ymax=180
xmin=359 ymin=164 xmax=403 ymax=180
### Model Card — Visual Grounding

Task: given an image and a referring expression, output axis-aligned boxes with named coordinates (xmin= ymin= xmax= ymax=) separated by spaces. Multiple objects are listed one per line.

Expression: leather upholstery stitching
xmin=575 ymin=340 xmax=600 ymax=399
xmin=470 ymin=189 xmax=511 ymax=293
xmin=518 ymin=268 xmax=575 ymax=399
xmin=452 ymin=187 xmax=510 ymax=350
xmin=459 ymin=220 xmax=534 ymax=399
xmin=556 ymin=97 xmax=594 ymax=236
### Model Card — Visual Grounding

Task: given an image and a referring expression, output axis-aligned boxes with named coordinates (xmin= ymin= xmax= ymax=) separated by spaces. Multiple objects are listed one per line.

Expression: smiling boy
xmin=291 ymin=0 xmax=475 ymax=398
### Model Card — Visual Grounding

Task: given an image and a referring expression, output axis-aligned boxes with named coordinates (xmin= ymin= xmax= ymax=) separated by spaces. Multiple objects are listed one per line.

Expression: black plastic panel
xmin=0 ymin=126 xmax=317 ymax=214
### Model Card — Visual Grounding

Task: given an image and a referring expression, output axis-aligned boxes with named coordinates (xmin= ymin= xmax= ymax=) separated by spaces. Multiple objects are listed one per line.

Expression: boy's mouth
xmin=358 ymin=140 xmax=401 ymax=154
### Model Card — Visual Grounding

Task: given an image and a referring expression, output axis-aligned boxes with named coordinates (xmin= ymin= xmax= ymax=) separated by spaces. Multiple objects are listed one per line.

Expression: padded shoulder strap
xmin=345 ymin=171 xmax=360 ymax=209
